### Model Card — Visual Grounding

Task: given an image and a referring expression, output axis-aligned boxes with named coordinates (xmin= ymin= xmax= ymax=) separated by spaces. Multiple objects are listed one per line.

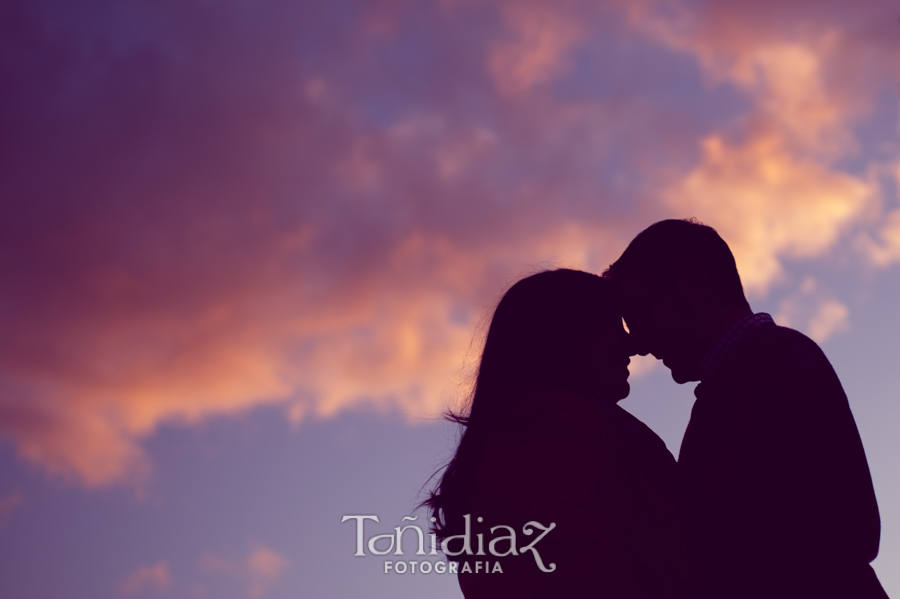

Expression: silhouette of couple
xmin=424 ymin=219 xmax=888 ymax=598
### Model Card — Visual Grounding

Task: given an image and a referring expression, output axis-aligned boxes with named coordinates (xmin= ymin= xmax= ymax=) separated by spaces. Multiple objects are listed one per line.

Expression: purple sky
xmin=1 ymin=0 xmax=899 ymax=597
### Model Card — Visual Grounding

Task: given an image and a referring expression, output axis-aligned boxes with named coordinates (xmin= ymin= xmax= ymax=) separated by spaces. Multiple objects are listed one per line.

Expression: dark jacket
xmin=457 ymin=389 xmax=682 ymax=599
xmin=679 ymin=324 xmax=887 ymax=598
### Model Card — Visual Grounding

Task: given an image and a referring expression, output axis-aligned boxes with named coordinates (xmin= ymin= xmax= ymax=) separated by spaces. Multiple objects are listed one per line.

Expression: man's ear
xmin=675 ymin=259 xmax=715 ymax=304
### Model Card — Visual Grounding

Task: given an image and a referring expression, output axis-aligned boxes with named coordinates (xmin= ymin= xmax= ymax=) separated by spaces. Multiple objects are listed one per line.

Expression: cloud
xmin=0 ymin=490 xmax=23 ymax=525
xmin=119 ymin=562 xmax=171 ymax=597
xmin=807 ymin=301 xmax=851 ymax=343
xmin=0 ymin=0 xmax=895 ymax=487
xmin=857 ymin=161 xmax=900 ymax=267
xmin=627 ymin=0 xmax=891 ymax=293
xmin=0 ymin=0 xmax=636 ymax=485
xmin=200 ymin=544 xmax=290 ymax=599
xmin=488 ymin=2 xmax=585 ymax=95
xmin=776 ymin=277 xmax=850 ymax=343
xmin=666 ymin=129 xmax=873 ymax=293
xmin=626 ymin=0 xmax=900 ymax=110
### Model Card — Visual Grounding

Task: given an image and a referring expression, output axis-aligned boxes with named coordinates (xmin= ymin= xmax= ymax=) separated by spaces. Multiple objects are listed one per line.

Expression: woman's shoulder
xmin=496 ymin=390 xmax=671 ymax=459
xmin=470 ymin=391 xmax=621 ymax=505
xmin=460 ymin=391 xmax=681 ymax=599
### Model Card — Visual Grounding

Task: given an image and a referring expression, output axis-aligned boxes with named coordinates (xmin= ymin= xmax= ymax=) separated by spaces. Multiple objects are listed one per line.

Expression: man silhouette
xmin=604 ymin=219 xmax=888 ymax=599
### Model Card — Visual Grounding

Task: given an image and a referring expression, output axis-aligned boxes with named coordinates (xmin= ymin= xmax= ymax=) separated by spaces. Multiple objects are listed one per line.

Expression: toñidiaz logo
xmin=341 ymin=514 xmax=556 ymax=574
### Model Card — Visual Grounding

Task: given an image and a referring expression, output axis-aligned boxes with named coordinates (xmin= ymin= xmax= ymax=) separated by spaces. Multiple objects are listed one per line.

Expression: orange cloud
xmin=860 ymin=208 xmax=900 ymax=267
xmin=1 ymin=0 xmax=896 ymax=490
xmin=0 ymin=490 xmax=23 ymax=526
xmin=119 ymin=562 xmax=171 ymax=597
xmin=200 ymin=544 xmax=290 ymax=599
xmin=858 ymin=162 xmax=900 ymax=266
xmin=0 ymin=16 xmax=646 ymax=486
xmin=666 ymin=130 xmax=873 ymax=293
xmin=626 ymin=0 xmax=889 ymax=293
xmin=489 ymin=3 xmax=585 ymax=95
xmin=776 ymin=277 xmax=850 ymax=342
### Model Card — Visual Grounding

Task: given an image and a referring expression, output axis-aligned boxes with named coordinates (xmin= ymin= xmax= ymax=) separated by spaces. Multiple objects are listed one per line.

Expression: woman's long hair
xmin=423 ymin=268 xmax=616 ymax=541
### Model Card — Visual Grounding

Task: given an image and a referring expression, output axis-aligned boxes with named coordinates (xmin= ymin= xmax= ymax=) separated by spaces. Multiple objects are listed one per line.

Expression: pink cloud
xmin=488 ymin=2 xmax=585 ymax=95
xmin=666 ymin=128 xmax=874 ymax=293
xmin=119 ymin=562 xmax=171 ymax=596
xmin=200 ymin=544 xmax=290 ymax=599
xmin=776 ymin=278 xmax=850 ymax=343
xmin=0 ymin=490 xmax=23 ymax=526
xmin=0 ymin=0 xmax=896 ymax=487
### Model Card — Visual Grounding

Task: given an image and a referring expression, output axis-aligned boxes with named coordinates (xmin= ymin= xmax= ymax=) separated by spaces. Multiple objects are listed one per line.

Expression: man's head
xmin=603 ymin=218 xmax=752 ymax=383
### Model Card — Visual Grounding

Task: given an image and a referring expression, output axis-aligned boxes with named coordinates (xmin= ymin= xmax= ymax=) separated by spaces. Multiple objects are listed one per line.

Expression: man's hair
xmin=603 ymin=218 xmax=750 ymax=310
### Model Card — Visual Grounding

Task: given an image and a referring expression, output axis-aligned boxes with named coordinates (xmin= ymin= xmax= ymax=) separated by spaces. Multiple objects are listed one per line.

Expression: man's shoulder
xmin=732 ymin=323 xmax=826 ymax=368
xmin=745 ymin=322 xmax=815 ymax=345
xmin=700 ymin=324 xmax=835 ymax=395
xmin=694 ymin=323 xmax=847 ymax=425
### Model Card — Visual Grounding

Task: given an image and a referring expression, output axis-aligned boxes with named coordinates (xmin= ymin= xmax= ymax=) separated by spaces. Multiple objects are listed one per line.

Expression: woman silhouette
xmin=424 ymin=269 xmax=681 ymax=598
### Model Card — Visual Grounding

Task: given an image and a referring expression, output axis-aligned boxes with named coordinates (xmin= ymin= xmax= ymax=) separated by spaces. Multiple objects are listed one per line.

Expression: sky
xmin=1 ymin=0 xmax=899 ymax=597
